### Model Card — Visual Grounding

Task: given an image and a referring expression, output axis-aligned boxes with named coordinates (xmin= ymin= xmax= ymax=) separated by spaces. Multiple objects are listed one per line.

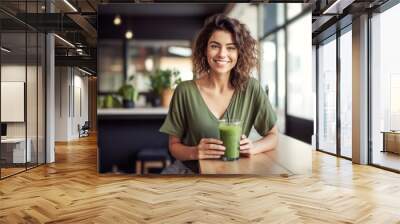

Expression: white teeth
xmin=214 ymin=59 xmax=229 ymax=65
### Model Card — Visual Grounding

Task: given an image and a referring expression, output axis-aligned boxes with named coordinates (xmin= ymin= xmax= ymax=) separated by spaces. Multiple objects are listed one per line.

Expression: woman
xmin=160 ymin=14 xmax=278 ymax=174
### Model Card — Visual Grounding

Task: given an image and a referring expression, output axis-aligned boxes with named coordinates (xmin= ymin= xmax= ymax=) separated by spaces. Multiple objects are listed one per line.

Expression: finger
xmin=200 ymin=154 xmax=221 ymax=160
xmin=240 ymin=139 xmax=250 ymax=145
xmin=240 ymin=145 xmax=250 ymax=150
xmin=204 ymin=138 xmax=224 ymax=145
xmin=207 ymin=144 xmax=226 ymax=151
xmin=209 ymin=155 xmax=222 ymax=159
xmin=241 ymin=134 xmax=246 ymax=139
xmin=203 ymin=154 xmax=222 ymax=159
xmin=205 ymin=149 xmax=225 ymax=155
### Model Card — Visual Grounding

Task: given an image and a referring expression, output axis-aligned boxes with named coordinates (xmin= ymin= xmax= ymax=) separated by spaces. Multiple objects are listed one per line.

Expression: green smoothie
xmin=219 ymin=120 xmax=242 ymax=161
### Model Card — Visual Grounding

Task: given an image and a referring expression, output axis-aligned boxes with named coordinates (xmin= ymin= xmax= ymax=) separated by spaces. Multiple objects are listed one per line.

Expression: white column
xmin=46 ymin=33 xmax=55 ymax=163
xmin=352 ymin=14 xmax=369 ymax=164
xmin=46 ymin=1 xmax=55 ymax=163
xmin=55 ymin=67 xmax=74 ymax=141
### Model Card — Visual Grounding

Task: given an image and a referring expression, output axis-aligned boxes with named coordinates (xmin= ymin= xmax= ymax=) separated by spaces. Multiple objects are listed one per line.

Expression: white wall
xmin=55 ymin=67 xmax=89 ymax=141
xmin=72 ymin=72 xmax=89 ymax=138
xmin=1 ymin=65 xmax=33 ymax=137
xmin=55 ymin=67 xmax=70 ymax=141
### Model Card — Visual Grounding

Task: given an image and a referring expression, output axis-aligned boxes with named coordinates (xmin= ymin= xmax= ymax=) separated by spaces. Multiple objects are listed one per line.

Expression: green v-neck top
xmin=159 ymin=77 xmax=277 ymax=147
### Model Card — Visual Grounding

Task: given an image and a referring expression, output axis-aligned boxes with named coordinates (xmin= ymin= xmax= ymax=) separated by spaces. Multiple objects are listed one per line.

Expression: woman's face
xmin=206 ymin=30 xmax=238 ymax=76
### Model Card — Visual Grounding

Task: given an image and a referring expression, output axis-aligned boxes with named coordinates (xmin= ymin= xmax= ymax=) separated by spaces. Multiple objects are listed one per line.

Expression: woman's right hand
xmin=196 ymin=138 xmax=225 ymax=159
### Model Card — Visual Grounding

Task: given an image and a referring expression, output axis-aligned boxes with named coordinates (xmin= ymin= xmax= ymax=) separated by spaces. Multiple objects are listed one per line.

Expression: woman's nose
xmin=217 ymin=47 xmax=228 ymax=57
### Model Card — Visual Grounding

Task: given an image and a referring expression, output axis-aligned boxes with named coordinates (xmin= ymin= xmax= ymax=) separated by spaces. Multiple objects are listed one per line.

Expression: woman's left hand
xmin=239 ymin=135 xmax=256 ymax=156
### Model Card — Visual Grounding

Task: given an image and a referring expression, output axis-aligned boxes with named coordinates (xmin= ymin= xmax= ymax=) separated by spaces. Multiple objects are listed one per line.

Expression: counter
xmin=97 ymin=107 xmax=169 ymax=173
xmin=97 ymin=107 xmax=168 ymax=116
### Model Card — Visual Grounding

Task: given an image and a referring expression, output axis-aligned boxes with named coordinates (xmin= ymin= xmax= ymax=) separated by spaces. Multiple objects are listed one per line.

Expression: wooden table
xmin=381 ymin=131 xmax=400 ymax=154
xmin=199 ymin=134 xmax=312 ymax=176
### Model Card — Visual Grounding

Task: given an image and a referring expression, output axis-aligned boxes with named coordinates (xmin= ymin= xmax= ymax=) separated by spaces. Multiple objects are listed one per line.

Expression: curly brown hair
xmin=192 ymin=14 xmax=258 ymax=91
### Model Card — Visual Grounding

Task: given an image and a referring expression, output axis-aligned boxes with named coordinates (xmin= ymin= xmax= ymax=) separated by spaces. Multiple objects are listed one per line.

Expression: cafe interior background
xmin=96 ymin=3 xmax=313 ymax=175
xmin=1 ymin=0 xmax=400 ymax=177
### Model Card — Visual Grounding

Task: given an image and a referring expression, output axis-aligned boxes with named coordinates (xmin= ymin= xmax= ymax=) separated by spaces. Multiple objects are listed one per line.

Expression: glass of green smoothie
xmin=218 ymin=119 xmax=242 ymax=161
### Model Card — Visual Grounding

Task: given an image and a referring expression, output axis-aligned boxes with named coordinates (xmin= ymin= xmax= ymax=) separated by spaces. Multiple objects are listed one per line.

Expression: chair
xmin=135 ymin=148 xmax=171 ymax=174
xmin=78 ymin=121 xmax=90 ymax=138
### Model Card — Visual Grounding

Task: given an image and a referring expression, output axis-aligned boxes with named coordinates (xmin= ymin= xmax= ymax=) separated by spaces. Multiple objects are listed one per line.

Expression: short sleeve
xmin=159 ymin=84 xmax=186 ymax=138
xmin=253 ymin=81 xmax=277 ymax=136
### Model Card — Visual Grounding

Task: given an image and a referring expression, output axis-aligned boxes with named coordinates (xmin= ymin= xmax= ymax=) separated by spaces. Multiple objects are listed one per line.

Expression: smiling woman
xmin=159 ymin=14 xmax=278 ymax=174
xmin=192 ymin=14 xmax=257 ymax=91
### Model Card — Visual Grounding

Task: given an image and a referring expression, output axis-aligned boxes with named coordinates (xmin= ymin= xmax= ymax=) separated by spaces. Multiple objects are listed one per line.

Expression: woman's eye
xmin=210 ymin=45 xmax=218 ymax=49
xmin=228 ymin=47 xmax=237 ymax=51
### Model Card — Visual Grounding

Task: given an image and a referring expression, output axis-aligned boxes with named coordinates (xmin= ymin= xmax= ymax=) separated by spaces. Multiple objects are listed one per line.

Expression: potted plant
xmin=118 ymin=76 xmax=138 ymax=108
xmin=149 ymin=69 xmax=181 ymax=108
xmin=103 ymin=94 xmax=122 ymax=108
xmin=118 ymin=84 xmax=138 ymax=108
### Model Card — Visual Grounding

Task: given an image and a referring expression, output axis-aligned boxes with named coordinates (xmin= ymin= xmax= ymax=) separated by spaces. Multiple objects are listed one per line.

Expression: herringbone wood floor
xmin=1 ymin=134 xmax=400 ymax=223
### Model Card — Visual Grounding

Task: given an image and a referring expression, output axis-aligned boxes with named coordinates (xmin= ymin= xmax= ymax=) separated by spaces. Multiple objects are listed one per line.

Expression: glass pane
xmin=277 ymin=30 xmax=286 ymax=133
xmin=1 ymin=30 xmax=27 ymax=177
xmin=318 ymin=36 xmax=337 ymax=154
xmin=371 ymin=3 xmax=400 ymax=171
xmin=339 ymin=29 xmax=352 ymax=158
xmin=263 ymin=4 xmax=285 ymax=35
xmin=126 ymin=41 xmax=193 ymax=107
xmin=286 ymin=3 xmax=303 ymax=20
xmin=98 ymin=40 xmax=124 ymax=93
xmin=38 ymin=33 xmax=45 ymax=164
xmin=27 ymin=31 xmax=38 ymax=169
xmin=260 ymin=35 xmax=277 ymax=107
xmin=287 ymin=13 xmax=313 ymax=120
xmin=26 ymin=0 xmax=38 ymax=169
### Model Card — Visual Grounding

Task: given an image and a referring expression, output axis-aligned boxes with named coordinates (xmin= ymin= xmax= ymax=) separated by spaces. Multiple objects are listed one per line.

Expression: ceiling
xmin=98 ymin=3 xmax=228 ymax=16
xmin=311 ymin=0 xmax=390 ymax=43
xmin=98 ymin=3 xmax=228 ymax=40
xmin=0 ymin=1 xmax=229 ymax=75
xmin=1 ymin=0 xmax=394 ymax=74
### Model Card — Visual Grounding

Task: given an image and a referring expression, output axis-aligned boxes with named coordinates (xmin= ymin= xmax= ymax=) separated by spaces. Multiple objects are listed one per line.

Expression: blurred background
xmin=97 ymin=3 xmax=312 ymax=139
xmin=96 ymin=3 xmax=312 ymax=174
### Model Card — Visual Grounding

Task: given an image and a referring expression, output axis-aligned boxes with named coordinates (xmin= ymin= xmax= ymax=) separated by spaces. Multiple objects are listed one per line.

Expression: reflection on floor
xmin=0 ymin=134 xmax=400 ymax=223
xmin=0 ymin=167 xmax=25 ymax=177
xmin=373 ymin=151 xmax=400 ymax=170
xmin=0 ymin=162 xmax=42 ymax=178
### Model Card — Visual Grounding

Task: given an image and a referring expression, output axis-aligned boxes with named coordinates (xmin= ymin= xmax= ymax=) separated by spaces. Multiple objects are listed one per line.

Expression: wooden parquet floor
xmin=1 ymin=134 xmax=400 ymax=223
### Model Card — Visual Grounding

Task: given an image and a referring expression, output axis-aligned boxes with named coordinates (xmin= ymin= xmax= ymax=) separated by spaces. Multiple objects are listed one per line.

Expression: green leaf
xmin=149 ymin=68 xmax=181 ymax=96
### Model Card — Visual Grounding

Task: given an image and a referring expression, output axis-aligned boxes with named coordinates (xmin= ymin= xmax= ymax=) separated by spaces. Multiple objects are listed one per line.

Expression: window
xmin=0 ymin=1 xmax=46 ymax=179
xmin=287 ymin=4 xmax=303 ymax=20
xmin=339 ymin=28 xmax=352 ymax=158
xmin=277 ymin=30 xmax=286 ymax=133
xmin=259 ymin=3 xmax=312 ymax=139
xmin=317 ymin=36 xmax=337 ymax=154
xmin=287 ymin=13 xmax=313 ymax=120
xmin=371 ymin=3 xmax=400 ymax=171
xmin=260 ymin=35 xmax=277 ymax=107
xmin=98 ymin=40 xmax=124 ymax=93
xmin=125 ymin=41 xmax=193 ymax=94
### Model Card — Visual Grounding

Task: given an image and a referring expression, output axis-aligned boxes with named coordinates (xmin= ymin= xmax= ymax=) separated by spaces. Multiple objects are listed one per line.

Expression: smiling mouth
xmin=213 ymin=59 xmax=230 ymax=65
